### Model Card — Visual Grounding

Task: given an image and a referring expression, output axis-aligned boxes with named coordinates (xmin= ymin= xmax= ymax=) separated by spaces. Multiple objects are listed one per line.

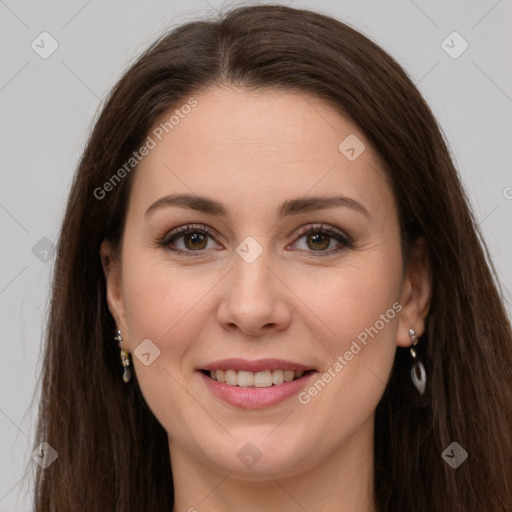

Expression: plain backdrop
xmin=1 ymin=0 xmax=511 ymax=509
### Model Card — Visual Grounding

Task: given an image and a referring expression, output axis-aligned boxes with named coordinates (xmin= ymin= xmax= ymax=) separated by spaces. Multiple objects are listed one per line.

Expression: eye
xmin=290 ymin=224 xmax=352 ymax=256
xmin=159 ymin=223 xmax=352 ymax=257
xmin=161 ymin=224 xmax=220 ymax=255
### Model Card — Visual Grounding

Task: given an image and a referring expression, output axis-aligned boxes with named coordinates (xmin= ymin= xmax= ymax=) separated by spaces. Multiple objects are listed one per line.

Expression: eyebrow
xmin=144 ymin=193 xmax=372 ymax=220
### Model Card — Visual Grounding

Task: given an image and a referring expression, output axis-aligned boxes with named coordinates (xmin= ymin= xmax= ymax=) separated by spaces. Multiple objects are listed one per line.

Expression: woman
xmin=33 ymin=4 xmax=512 ymax=511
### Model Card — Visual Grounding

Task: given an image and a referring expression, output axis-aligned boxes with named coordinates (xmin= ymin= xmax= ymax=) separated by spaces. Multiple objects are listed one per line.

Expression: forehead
xmin=129 ymin=86 xmax=394 ymax=221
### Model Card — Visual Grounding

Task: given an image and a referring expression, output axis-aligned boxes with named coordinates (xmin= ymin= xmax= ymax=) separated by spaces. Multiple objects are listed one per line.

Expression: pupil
xmin=185 ymin=232 xmax=207 ymax=250
xmin=183 ymin=231 xmax=330 ymax=251
xmin=307 ymin=232 xmax=329 ymax=250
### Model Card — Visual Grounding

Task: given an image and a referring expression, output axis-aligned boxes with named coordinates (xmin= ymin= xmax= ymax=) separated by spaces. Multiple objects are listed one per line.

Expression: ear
xmin=397 ymin=236 xmax=432 ymax=347
xmin=100 ymin=240 xmax=130 ymax=348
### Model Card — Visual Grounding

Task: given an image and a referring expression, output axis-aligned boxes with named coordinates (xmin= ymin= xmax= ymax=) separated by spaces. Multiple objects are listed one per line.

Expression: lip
xmin=199 ymin=369 xmax=317 ymax=409
xmin=199 ymin=358 xmax=314 ymax=373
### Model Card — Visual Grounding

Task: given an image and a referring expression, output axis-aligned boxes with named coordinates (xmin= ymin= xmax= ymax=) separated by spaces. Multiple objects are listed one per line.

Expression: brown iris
xmin=306 ymin=231 xmax=330 ymax=251
xmin=184 ymin=231 xmax=208 ymax=250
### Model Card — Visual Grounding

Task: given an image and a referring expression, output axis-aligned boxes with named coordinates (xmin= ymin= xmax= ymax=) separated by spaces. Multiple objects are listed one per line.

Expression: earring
xmin=409 ymin=328 xmax=426 ymax=395
xmin=114 ymin=330 xmax=132 ymax=383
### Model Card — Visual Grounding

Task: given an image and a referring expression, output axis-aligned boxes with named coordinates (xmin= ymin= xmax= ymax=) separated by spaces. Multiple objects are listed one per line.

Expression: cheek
xmin=122 ymin=256 xmax=208 ymax=353
xmin=123 ymin=267 xmax=175 ymax=339
xmin=120 ymin=253 xmax=211 ymax=435
xmin=300 ymin=257 xmax=403 ymax=348
xmin=292 ymin=255 xmax=403 ymax=415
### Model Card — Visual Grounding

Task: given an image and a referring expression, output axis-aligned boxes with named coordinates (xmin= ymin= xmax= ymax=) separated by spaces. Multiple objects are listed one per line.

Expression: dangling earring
xmin=114 ymin=330 xmax=132 ymax=383
xmin=409 ymin=328 xmax=426 ymax=395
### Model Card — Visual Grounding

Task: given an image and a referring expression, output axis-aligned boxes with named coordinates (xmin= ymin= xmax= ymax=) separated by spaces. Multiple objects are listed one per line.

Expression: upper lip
xmin=199 ymin=358 xmax=315 ymax=372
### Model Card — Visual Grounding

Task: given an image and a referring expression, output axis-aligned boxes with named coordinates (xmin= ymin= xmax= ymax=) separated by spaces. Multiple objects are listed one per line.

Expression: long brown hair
xmin=33 ymin=4 xmax=512 ymax=510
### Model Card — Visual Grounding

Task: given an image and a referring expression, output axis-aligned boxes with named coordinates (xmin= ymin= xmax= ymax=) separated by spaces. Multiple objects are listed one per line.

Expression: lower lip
xmin=199 ymin=371 xmax=316 ymax=409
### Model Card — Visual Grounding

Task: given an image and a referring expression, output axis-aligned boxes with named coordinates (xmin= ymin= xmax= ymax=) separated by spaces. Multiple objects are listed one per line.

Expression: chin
xmin=197 ymin=431 xmax=317 ymax=480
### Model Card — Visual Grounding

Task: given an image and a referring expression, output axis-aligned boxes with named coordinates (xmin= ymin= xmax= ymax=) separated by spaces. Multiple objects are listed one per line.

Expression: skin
xmin=101 ymin=85 xmax=431 ymax=512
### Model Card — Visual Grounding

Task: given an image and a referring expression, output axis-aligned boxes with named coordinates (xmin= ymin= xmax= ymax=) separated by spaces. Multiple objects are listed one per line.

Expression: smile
xmin=202 ymin=369 xmax=310 ymax=387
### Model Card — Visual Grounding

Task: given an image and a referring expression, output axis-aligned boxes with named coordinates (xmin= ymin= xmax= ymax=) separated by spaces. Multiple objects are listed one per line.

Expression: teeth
xmin=207 ymin=369 xmax=307 ymax=387
xmin=225 ymin=369 xmax=237 ymax=386
xmin=284 ymin=370 xmax=295 ymax=382
xmin=254 ymin=370 xmax=272 ymax=388
xmin=237 ymin=371 xmax=254 ymax=387
xmin=272 ymin=369 xmax=284 ymax=385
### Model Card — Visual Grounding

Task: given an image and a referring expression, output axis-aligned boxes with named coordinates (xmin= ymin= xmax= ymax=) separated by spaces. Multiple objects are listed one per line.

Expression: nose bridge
xmin=233 ymin=232 xmax=273 ymax=289
xmin=231 ymin=241 xmax=276 ymax=308
xmin=217 ymin=237 xmax=291 ymax=335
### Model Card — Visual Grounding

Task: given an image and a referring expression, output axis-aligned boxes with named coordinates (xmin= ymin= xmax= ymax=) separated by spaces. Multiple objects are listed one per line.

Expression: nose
xmin=216 ymin=249 xmax=292 ymax=337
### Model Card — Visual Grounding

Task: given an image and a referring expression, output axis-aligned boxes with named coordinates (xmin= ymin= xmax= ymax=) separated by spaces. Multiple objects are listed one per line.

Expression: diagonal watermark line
xmin=203 ymin=0 xmax=220 ymax=15
xmin=0 ymin=202 xmax=29 ymax=233
xmin=61 ymin=60 xmax=101 ymax=100
xmin=415 ymin=61 xmax=439 ymax=85
xmin=265 ymin=163 xmax=337 ymax=235
xmin=472 ymin=60 xmax=512 ymax=102
xmin=0 ymin=266 xmax=28 ymax=296
xmin=199 ymin=471 xmax=233 ymax=503
xmin=163 ymin=163 xmax=232 ymax=235
xmin=367 ymin=367 xmax=386 ymax=386
xmin=0 ymin=475 xmax=25 ymax=503
xmin=164 ymin=267 xmax=234 ymax=337
xmin=296 ymin=164 xmax=337 ymax=197
xmin=265 ymin=409 xmax=294 ymax=438
xmin=298 ymin=92 xmax=338 ymax=133
xmin=477 ymin=204 xmax=499 ymax=227
xmin=471 ymin=0 xmax=501 ymax=30
xmin=265 ymin=266 xmax=337 ymax=336
xmin=408 ymin=0 xmax=439 ymax=28
xmin=0 ymin=62 xmax=29 ymax=92
xmin=472 ymin=61 xmax=512 ymax=103
xmin=265 ymin=471 xmax=311 ymax=511
xmin=162 ymin=366 xmax=233 ymax=437
xmin=0 ymin=407 xmax=29 ymax=439
xmin=61 ymin=0 xmax=92 ymax=29
xmin=0 ymin=0 xmax=29 ymax=28
xmin=163 ymin=163 xmax=196 ymax=194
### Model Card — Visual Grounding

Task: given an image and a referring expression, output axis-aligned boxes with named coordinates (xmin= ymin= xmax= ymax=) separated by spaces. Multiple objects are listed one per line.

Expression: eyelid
xmin=159 ymin=222 xmax=352 ymax=256
xmin=292 ymin=222 xmax=350 ymax=240
xmin=160 ymin=223 xmax=217 ymax=242
xmin=289 ymin=223 xmax=353 ymax=255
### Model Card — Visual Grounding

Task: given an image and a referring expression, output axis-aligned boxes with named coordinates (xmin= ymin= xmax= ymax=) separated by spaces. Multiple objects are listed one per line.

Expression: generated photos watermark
xmin=93 ymin=97 xmax=197 ymax=200
xmin=298 ymin=301 xmax=403 ymax=405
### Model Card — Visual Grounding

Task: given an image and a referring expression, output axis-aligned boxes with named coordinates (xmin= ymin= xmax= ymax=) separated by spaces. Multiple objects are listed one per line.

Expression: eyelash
xmin=158 ymin=223 xmax=353 ymax=258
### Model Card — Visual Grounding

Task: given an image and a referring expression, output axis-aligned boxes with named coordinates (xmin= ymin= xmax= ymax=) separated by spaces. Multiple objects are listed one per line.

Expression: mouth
xmin=197 ymin=358 xmax=318 ymax=409
xmin=200 ymin=368 xmax=315 ymax=388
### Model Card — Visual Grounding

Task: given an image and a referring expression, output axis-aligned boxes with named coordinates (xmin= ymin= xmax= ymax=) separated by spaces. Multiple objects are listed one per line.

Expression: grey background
xmin=1 ymin=0 xmax=511 ymax=509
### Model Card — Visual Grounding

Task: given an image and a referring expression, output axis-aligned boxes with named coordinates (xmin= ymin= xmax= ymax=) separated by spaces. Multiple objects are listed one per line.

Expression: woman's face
xmin=102 ymin=85 xmax=428 ymax=480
